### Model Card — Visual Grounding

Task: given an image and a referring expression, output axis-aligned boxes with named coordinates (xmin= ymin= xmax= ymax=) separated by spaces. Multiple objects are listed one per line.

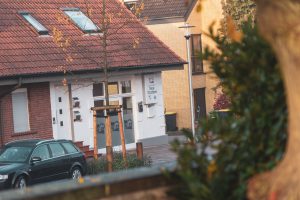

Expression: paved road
xmin=143 ymin=135 xmax=186 ymax=166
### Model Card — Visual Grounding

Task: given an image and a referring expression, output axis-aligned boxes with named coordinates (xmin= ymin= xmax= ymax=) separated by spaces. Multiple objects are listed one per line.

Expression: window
xmin=0 ymin=147 xmax=32 ymax=162
xmin=121 ymin=81 xmax=131 ymax=93
xmin=12 ymin=88 xmax=30 ymax=133
xmin=122 ymin=97 xmax=132 ymax=115
xmin=19 ymin=12 xmax=49 ymax=35
xmin=63 ymin=9 xmax=99 ymax=33
xmin=61 ymin=142 xmax=78 ymax=154
xmin=108 ymin=82 xmax=119 ymax=95
xmin=49 ymin=143 xmax=65 ymax=157
xmin=125 ymin=2 xmax=136 ymax=12
xmin=191 ymin=34 xmax=203 ymax=73
xmin=32 ymin=145 xmax=50 ymax=161
xmin=93 ymin=83 xmax=104 ymax=97
xmin=94 ymin=100 xmax=104 ymax=117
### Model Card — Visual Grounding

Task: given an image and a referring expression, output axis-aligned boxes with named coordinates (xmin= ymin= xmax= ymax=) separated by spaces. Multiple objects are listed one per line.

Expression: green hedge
xmin=87 ymin=152 xmax=152 ymax=175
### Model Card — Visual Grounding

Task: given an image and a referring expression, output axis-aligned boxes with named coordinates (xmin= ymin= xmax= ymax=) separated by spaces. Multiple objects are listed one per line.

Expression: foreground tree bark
xmin=248 ymin=0 xmax=300 ymax=199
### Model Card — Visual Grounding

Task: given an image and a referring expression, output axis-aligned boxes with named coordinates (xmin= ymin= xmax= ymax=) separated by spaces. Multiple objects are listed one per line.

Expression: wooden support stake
xmin=106 ymin=146 xmax=113 ymax=172
xmin=105 ymin=115 xmax=113 ymax=172
xmin=105 ymin=115 xmax=112 ymax=147
xmin=91 ymin=105 xmax=122 ymax=111
xmin=93 ymin=111 xmax=98 ymax=159
xmin=118 ymin=109 xmax=127 ymax=165
xmin=136 ymin=142 xmax=143 ymax=161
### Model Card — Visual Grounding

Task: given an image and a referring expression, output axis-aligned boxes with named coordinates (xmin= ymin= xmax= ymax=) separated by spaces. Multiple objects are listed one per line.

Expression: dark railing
xmin=0 ymin=163 xmax=177 ymax=200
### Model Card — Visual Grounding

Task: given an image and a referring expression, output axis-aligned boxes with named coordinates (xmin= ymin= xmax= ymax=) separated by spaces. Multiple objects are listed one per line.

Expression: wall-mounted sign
xmin=143 ymin=74 xmax=158 ymax=104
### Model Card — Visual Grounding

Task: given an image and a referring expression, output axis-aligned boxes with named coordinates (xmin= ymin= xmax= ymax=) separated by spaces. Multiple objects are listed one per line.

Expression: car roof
xmin=5 ymin=139 xmax=71 ymax=147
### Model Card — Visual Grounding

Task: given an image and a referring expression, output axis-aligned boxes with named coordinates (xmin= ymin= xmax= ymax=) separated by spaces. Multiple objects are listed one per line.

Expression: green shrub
xmin=171 ymin=21 xmax=287 ymax=200
xmin=87 ymin=152 xmax=152 ymax=175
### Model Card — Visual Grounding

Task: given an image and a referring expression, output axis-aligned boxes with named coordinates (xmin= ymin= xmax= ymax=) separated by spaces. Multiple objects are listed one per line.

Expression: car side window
xmin=32 ymin=145 xmax=50 ymax=161
xmin=49 ymin=143 xmax=65 ymax=158
xmin=61 ymin=142 xmax=78 ymax=154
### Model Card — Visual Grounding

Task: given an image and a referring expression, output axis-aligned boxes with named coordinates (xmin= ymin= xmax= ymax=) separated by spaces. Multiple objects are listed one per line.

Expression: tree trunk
xmin=102 ymin=0 xmax=113 ymax=172
xmin=248 ymin=0 xmax=300 ymax=199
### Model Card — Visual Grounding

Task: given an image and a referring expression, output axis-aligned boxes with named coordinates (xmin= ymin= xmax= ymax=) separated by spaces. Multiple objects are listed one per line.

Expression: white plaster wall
xmin=133 ymin=73 xmax=166 ymax=141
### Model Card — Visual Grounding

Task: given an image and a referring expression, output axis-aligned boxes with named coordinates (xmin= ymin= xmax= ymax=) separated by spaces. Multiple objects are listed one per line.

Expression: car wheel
xmin=14 ymin=176 xmax=27 ymax=189
xmin=71 ymin=167 xmax=82 ymax=180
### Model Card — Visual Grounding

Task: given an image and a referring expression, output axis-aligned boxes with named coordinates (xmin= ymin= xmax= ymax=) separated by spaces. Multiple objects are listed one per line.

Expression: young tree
xmin=248 ymin=1 xmax=300 ymax=199
xmin=52 ymin=0 xmax=144 ymax=171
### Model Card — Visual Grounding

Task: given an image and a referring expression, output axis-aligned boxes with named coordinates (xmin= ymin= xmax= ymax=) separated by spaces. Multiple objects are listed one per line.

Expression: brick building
xmin=0 ymin=0 xmax=184 ymax=151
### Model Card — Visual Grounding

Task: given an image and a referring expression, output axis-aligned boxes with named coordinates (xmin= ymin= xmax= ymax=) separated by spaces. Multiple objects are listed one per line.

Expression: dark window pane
xmin=192 ymin=35 xmax=201 ymax=53
xmin=108 ymin=100 xmax=119 ymax=116
xmin=192 ymin=57 xmax=203 ymax=73
xmin=49 ymin=143 xmax=65 ymax=157
xmin=94 ymin=100 xmax=104 ymax=107
xmin=93 ymin=83 xmax=104 ymax=97
xmin=61 ymin=142 xmax=78 ymax=154
xmin=0 ymin=147 xmax=32 ymax=162
xmin=123 ymin=97 xmax=132 ymax=115
xmin=94 ymin=100 xmax=104 ymax=117
xmin=32 ymin=145 xmax=50 ymax=160
xmin=191 ymin=34 xmax=203 ymax=73
xmin=123 ymin=97 xmax=132 ymax=110
xmin=121 ymin=81 xmax=131 ymax=93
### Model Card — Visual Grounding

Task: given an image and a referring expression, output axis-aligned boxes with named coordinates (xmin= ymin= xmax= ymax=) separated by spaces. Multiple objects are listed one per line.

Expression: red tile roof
xmin=140 ymin=0 xmax=196 ymax=20
xmin=0 ymin=0 xmax=185 ymax=78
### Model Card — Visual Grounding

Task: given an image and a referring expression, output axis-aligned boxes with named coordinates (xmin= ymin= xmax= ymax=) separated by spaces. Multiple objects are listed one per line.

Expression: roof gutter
xmin=0 ymin=77 xmax=22 ymax=147
xmin=0 ymin=62 xmax=186 ymax=83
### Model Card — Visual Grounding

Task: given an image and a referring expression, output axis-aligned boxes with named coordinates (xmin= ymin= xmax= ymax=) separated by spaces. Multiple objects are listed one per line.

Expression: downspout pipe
xmin=0 ymin=78 xmax=22 ymax=147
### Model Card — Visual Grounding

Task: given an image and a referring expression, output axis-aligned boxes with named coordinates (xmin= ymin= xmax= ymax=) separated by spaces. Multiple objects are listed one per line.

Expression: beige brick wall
xmin=146 ymin=0 xmax=223 ymax=129
xmin=146 ymin=22 xmax=192 ymax=129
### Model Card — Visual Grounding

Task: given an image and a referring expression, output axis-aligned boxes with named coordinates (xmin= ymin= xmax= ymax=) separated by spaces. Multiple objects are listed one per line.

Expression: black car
xmin=0 ymin=139 xmax=87 ymax=190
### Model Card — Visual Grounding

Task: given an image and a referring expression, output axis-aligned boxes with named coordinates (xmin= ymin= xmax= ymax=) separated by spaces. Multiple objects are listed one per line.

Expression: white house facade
xmin=49 ymin=71 xmax=167 ymax=152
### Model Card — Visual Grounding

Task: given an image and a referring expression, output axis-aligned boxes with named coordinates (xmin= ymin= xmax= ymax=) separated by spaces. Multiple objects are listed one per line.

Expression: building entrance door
xmin=194 ymin=88 xmax=206 ymax=120
xmin=54 ymin=86 xmax=72 ymax=140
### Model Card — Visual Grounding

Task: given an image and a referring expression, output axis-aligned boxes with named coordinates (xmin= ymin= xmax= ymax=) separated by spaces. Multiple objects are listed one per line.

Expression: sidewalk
xmin=144 ymin=135 xmax=186 ymax=166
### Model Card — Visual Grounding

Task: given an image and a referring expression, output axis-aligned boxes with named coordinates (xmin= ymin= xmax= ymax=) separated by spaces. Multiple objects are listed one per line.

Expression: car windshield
xmin=0 ymin=146 xmax=33 ymax=163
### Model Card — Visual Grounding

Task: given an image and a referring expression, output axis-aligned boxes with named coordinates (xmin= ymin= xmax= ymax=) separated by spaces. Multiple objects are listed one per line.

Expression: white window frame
xmin=93 ymin=80 xmax=133 ymax=100
xmin=62 ymin=8 xmax=100 ymax=33
xmin=12 ymin=88 xmax=30 ymax=133
xmin=93 ymin=80 xmax=133 ymax=118
xmin=19 ymin=12 xmax=49 ymax=35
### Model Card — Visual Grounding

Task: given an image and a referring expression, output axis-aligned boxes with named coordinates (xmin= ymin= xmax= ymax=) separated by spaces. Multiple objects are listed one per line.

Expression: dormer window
xmin=63 ymin=8 xmax=100 ymax=33
xmin=124 ymin=0 xmax=138 ymax=12
xmin=19 ymin=12 xmax=49 ymax=35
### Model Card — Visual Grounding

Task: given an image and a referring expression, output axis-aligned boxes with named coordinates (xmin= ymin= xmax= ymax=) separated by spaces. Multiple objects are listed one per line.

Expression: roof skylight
xmin=63 ymin=9 xmax=100 ymax=33
xmin=19 ymin=12 xmax=49 ymax=35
